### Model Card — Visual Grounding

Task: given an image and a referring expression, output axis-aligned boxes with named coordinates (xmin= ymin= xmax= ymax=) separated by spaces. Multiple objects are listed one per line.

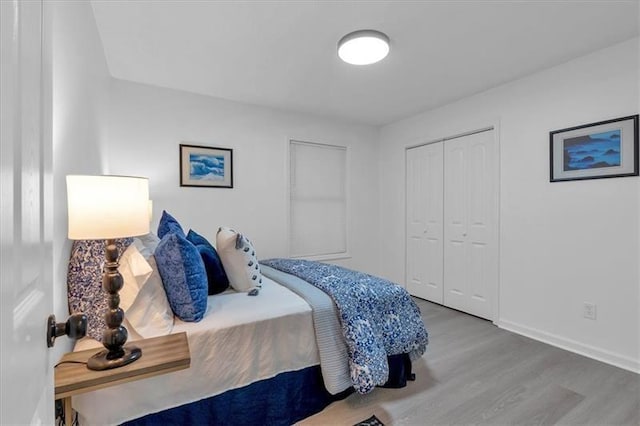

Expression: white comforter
xmin=73 ymin=277 xmax=320 ymax=425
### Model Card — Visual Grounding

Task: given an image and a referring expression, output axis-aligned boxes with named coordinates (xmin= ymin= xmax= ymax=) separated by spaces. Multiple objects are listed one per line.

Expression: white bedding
xmin=73 ymin=277 xmax=320 ymax=425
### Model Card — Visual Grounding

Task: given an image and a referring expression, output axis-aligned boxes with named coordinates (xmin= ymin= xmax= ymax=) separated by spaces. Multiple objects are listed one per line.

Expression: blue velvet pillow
xmin=186 ymin=230 xmax=229 ymax=295
xmin=157 ymin=210 xmax=184 ymax=239
xmin=155 ymin=232 xmax=207 ymax=322
xmin=67 ymin=238 xmax=133 ymax=340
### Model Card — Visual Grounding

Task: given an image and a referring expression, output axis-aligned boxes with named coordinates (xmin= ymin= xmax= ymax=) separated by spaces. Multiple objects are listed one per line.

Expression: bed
xmin=67 ymin=217 xmax=428 ymax=425
xmin=73 ymin=274 xmax=331 ymax=425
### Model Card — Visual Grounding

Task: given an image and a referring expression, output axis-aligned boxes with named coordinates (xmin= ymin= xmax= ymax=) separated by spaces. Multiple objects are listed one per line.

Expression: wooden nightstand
xmin=54 ymin=332 xmax=191 ymax=426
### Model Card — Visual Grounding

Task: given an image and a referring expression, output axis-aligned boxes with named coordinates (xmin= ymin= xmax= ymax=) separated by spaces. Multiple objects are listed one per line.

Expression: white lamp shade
xmin=338 ymin=30 xmax=390 ymax=65
xmin=67 ymin=175 xmax=150 ymax=240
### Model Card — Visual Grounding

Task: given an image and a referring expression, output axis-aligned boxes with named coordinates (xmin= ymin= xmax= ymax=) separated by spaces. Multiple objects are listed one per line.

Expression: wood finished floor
xmin=299 ymin=298 xmax=640 ymax=426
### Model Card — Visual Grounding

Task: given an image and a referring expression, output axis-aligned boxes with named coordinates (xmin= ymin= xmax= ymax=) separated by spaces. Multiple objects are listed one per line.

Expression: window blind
xmin=289 ymin=140 xmax=347 ymax=258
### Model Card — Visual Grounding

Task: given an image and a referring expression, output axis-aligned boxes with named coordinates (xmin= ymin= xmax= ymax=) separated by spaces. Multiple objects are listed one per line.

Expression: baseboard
xmin=496 ymin=319 xmax=640 ymax=374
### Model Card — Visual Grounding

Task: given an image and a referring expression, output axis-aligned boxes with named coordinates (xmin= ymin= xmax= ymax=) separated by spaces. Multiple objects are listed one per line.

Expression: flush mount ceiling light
xmin=338 ymin=29 xmax=390 ymax=65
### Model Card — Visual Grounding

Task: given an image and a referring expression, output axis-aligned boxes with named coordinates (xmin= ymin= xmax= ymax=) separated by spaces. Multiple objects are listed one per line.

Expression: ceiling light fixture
xmin=338 ymin=29 xmax=390 ymax=65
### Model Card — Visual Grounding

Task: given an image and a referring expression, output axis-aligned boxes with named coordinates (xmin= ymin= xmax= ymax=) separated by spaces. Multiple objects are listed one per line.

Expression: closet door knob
xmin=463 ymin=232 xmax=467 ymax=237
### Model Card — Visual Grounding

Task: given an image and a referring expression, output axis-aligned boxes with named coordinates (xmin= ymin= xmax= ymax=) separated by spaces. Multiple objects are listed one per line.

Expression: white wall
xmin=52 ymin=1 xmax=111 ymax=357
xmin=379 ymin=38 xmax=640 ymax=372
xmin=105 ymin=79 xmax=380 ymax=274
xmin=49 ymin=2 xmax=637 ymax=374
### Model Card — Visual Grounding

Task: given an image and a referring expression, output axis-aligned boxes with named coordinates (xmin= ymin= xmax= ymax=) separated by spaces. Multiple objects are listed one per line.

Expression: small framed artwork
xmin=550 ymin=115 xmax=638 ymax=182
xmin=180 ymin=144 xmax=233 ymax=188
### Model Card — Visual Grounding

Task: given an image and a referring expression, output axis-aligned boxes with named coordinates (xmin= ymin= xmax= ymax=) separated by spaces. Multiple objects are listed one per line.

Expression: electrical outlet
xmin=583 ymin=302 xmax=597 ymax=320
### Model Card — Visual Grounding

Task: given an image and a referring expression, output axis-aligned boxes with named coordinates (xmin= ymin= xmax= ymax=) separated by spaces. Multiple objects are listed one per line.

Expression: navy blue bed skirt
xmin=122 ymin=366 xmax=350 ymax=426
xmin=123 ymin=354 xmax=412 ymax=426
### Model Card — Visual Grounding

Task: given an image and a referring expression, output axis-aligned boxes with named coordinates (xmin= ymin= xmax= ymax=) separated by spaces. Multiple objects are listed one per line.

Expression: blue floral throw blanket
xmin=260 ymin=259 xmax=429 ymax=394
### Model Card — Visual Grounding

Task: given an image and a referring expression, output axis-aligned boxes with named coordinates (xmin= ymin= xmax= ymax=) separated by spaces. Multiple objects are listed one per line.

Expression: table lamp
xmin=66 ymin=175 xmax=150 ymax=370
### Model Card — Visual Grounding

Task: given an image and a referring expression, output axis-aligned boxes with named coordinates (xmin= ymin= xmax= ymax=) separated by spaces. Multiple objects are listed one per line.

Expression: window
xmin=289 ymin=140 xmax=348 ymax=259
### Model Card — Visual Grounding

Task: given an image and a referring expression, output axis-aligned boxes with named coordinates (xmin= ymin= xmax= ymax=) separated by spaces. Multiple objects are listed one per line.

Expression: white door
xmin=1 ymin=1 xmax=54 ymax=424
xmin=406 ymin=143 xmax=444 ymax=303
xmin=444 ymin=130 xmax=498 ymax=320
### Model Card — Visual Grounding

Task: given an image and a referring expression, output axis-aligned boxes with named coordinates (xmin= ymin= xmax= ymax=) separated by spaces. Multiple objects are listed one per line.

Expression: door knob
xmin=47 ymin=313 xmax=87 ymax=348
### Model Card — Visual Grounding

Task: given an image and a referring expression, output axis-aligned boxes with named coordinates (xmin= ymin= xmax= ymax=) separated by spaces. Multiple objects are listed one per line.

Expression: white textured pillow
xmin=216 ymin=227 xmax=262 ymax=292
xmin=118 ymin=245 xmax=174 ymax=338
xmin=133 ymin=233 xmax=161 ymax=260
xmin=119 ymin=244 xmax=153 ymax=312
xmin=126 ymin=255 xmax=174 ymax=337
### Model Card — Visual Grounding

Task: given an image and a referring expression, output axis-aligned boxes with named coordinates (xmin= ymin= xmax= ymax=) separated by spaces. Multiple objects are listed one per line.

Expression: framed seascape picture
xmin=550 ymin=115 xmax=638 ymax=182
xmin=180 ymin=144 xmax=233 ymax=188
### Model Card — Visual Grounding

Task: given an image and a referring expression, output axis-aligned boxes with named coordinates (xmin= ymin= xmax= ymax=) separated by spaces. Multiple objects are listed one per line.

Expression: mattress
xmin=73 ymin=276 xmax=320 ymax=425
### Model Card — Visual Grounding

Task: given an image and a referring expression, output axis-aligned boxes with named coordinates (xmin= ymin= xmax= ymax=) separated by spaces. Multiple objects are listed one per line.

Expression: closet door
xmin=444 ymin=130 xmax=497 ymax=320
xmin=406 ymin=143 xmax=444 ymax=303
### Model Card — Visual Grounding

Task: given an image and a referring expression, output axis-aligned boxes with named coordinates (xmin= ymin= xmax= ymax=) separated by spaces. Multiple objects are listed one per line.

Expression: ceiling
xmin=91 ymin=1 xmax=639 ymax=126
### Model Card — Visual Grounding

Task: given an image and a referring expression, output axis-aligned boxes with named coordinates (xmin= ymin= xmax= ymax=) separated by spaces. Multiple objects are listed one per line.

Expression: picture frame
xmin=550 ymin=115 xmax=638 ymax=182
xmin=180 ymin=144 xmax=233 ymax=188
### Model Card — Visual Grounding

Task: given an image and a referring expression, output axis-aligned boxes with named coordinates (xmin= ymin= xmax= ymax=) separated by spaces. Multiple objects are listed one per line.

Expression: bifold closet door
xmin=444 ymin=130 xmax=497 ymax=320
xmin=406 ymin=143 xmax=444 ymax=303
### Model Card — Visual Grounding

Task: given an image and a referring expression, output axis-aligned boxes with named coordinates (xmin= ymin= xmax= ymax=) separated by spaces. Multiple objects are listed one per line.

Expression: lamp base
xmin=87 ymin=346 xmax=142 ymax=371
